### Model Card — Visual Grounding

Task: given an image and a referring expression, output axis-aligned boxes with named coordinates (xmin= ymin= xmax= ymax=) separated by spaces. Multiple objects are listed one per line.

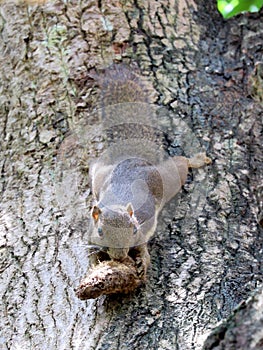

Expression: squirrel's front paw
xmin=188 ymin=153 xmax=212 ymax=168
xmin=132 ymin=244 xmax=150 ymax=280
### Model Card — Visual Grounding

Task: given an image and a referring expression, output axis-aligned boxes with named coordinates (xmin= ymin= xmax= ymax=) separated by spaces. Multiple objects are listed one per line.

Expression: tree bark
xmin=203 ymin=286 xmax=263 ymax=350
xmin=0 ymin=1 xmax=262 ymax=350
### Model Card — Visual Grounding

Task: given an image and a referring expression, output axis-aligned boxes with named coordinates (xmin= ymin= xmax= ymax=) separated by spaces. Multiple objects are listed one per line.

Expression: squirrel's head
xmin=90 ymin=203 xmax=141 ymax=260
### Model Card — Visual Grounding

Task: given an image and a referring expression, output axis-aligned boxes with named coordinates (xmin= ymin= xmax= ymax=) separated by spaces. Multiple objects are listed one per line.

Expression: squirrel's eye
xmin=133 ymin=226 xmax=138 ymax=235
xmin=98 ymin=227 xmax=103 ymax=237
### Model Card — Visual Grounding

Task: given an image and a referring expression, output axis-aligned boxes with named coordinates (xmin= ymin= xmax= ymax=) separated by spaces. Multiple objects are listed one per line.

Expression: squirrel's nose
xmin=107 ymin=247 xmax=129 ymax=261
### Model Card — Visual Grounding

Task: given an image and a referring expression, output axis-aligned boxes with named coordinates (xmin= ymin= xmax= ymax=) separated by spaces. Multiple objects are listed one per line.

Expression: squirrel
xmin=87 ymin=64 xmax=211 ymax=279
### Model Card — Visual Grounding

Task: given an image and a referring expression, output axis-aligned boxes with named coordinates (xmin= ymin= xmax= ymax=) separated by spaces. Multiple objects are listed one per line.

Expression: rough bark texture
xmin=203 ymin=286 xmax=263 ymax=350
xmin=0 ymin=1 xmax=262 ymax=350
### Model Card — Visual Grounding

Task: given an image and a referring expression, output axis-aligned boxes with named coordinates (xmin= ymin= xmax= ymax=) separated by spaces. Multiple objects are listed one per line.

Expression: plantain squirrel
xmin=88 ymin=64 xmax=211 ymax=279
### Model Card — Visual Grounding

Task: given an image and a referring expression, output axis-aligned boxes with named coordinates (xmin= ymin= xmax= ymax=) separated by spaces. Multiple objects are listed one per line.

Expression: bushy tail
xmin=91 ymin=64 xmax=167 ymax=165
xmin=96 ymin=64 xmax=149 ymax=107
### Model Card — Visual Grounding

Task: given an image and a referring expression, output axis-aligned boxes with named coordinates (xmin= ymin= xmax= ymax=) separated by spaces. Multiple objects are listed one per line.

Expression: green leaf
xmin=217 ymin=0 xmax=263 ymax=18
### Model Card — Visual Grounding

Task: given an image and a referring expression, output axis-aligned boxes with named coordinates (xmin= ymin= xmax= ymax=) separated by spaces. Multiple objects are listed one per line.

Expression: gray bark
xmin=0 ymin=1 xmax=262 ymax=350
xmin=203 ymin=286 xmax=263 ymax=350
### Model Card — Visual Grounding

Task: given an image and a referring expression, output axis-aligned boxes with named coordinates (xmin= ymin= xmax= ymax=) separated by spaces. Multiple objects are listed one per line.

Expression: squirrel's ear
xmin=126 ymin=203 xmax=134 ymax=217
xmin=92 ymin=206 xmax=101 ymax=221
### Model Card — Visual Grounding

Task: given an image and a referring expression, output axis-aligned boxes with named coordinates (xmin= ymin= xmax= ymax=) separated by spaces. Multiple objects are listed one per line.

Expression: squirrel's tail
xmin=91 ymin=64 xmax=168 ymax=165
xmin=95 ymin=64 xmax=149 ymax=107
xmin=91 ymin=63 xmax=157 ymax=132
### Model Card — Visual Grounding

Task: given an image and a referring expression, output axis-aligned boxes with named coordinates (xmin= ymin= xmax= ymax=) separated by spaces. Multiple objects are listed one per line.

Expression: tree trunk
xmin=0 ymin=1 xmax=262 ymax=349
xmin=203 ymin=286 xmax=263 ymax=350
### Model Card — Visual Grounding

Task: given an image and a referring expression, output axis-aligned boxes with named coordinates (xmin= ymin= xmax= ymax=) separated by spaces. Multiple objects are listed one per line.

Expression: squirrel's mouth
xmin=107 ymin=247 xmax=130 ymax=261
xmin=89 ymin=245 xmax=141 ymax=265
